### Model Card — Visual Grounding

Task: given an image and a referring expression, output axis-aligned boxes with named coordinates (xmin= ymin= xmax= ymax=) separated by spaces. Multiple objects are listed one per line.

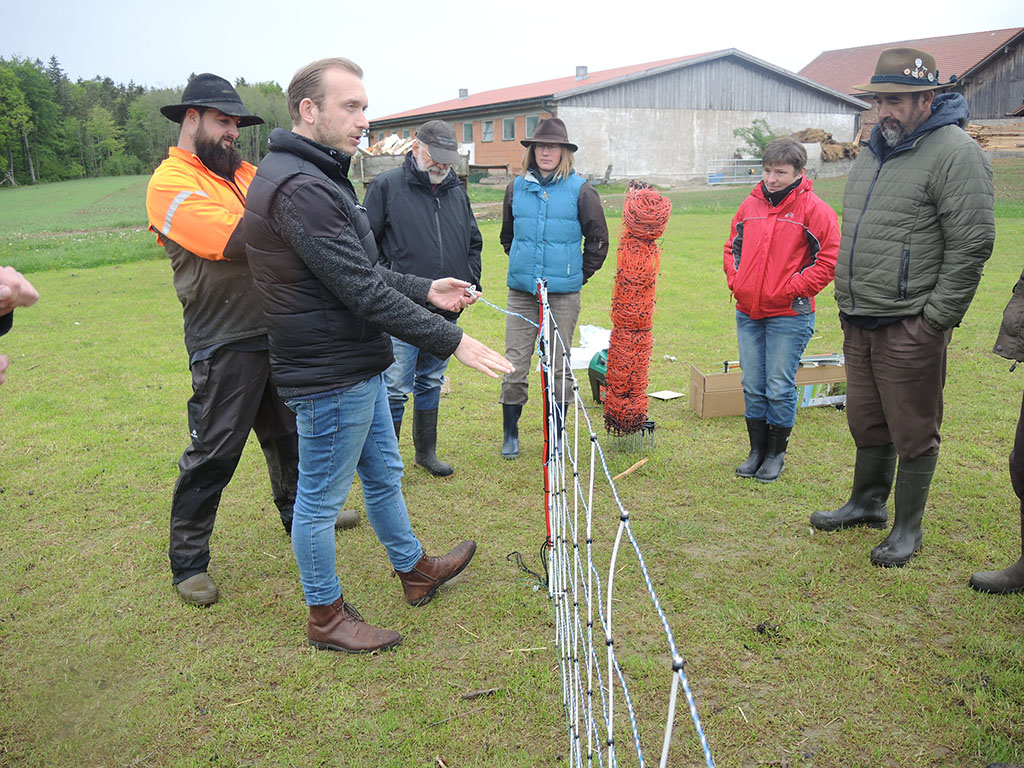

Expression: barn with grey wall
xmin=555 ymin=55 xmax=865 ymax=183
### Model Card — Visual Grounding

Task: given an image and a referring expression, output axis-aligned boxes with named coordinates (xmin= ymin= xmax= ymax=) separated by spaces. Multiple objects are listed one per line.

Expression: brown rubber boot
xmin=306 ymin=596 xmax=402 ymax=653
xmin=395 ymin=540 xmax=477 ymax=606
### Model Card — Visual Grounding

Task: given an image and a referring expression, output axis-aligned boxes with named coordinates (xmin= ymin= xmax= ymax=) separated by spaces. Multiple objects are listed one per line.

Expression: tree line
xmin=0 ymin=56 xmax=291 ymax=187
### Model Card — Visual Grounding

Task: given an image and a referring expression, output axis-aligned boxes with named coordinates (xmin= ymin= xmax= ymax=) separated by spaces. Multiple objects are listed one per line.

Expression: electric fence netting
xmin=494 ymin=276 xmax=715 ymax=768
xmin=471 ymin=182 xmax=713 ymax=766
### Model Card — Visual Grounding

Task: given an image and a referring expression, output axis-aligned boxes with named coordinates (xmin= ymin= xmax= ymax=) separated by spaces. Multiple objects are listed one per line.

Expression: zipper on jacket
xmin=433 ymin=196 xmax=443 ymax=270
xmin=898 ymin=248 xmax=910 ymax=300
xmin=847 ymin=156 xmax=884 ymax=314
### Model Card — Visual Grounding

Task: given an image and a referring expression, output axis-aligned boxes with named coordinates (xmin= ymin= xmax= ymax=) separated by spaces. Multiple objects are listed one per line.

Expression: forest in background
xmin=0 ymin=55 xmax=290 ymax=187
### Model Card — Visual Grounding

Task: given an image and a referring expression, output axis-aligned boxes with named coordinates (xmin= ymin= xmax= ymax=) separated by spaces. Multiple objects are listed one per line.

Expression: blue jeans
xmin=384 ymin=327 xmax=454 ymax=422
xmin=736 ymin=310 xmax=815 ymax=428
xmin=285 ymin=374 xmax=422 ymax=606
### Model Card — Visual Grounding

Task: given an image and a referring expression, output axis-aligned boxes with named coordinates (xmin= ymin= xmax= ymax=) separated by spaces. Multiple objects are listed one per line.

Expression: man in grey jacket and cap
xmin=809 ymin=47 xmax=995 ymax=567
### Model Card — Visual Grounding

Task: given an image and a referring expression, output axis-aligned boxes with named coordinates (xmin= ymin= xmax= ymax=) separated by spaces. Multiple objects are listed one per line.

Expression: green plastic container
xmin=588 ymin=349 xmax=608 ymax=403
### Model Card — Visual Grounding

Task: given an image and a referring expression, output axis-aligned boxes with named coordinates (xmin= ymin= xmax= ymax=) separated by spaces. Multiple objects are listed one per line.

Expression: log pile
xmin=966 ymin=122 xmax=1024 ymax=152
xmin=790 ymin=128 xmax=861 ymax=162
xmin=363 ymin=133 xmax=415 ymax=156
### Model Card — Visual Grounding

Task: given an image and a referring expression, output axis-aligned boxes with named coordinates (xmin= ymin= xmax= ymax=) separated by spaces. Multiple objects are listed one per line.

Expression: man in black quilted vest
xmin=245 ymin=57 xmax=512 ymax=654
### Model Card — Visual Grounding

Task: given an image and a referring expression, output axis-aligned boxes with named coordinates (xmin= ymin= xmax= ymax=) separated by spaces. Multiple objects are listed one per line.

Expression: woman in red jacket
xmin=723 ymin=137 xmax=839 ymax=482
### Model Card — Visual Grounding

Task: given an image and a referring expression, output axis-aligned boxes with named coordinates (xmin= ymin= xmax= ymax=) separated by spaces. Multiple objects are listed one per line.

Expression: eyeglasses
xmin=534 ymin=143 xmax=561 ymax=152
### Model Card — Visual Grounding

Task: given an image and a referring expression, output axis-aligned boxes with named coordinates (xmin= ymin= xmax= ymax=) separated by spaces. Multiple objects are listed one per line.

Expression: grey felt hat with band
xmin=854 ymin=48 xmax=954 ymax=93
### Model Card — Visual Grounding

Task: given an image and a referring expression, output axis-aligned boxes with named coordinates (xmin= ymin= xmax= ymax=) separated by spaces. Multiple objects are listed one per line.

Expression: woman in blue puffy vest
xmin=497 ymin=118 xmax=609 ymax=458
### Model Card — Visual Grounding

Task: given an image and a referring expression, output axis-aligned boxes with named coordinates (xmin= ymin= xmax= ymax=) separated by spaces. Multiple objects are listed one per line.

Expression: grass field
xmin=1 ymin=162 xmax=1023 ymax=767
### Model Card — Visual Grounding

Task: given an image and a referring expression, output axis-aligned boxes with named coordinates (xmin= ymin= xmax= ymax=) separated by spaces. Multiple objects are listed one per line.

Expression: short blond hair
xmin=287 ymin=57 xmax=363 ymax=124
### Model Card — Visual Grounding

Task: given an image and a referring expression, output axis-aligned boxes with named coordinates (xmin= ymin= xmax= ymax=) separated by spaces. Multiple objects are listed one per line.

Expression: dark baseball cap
xmin=416 ymin=120 xmax=461 ymax=164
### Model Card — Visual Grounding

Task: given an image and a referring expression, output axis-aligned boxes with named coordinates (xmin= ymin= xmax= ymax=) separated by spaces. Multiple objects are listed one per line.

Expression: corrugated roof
xmin=799 ymin=27 xmax=1024 ymax=95
xmin=372 ymin=52 xmax=717 ymax=122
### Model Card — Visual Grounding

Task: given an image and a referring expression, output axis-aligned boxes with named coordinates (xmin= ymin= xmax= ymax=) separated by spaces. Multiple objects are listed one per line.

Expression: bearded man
xmin=362 ymin=120 xmax=482 ymax=477
xmin=809 ymin=48 xmax=995 ymax=568
xmin=146 ymin=74 xmax=356 ymax=606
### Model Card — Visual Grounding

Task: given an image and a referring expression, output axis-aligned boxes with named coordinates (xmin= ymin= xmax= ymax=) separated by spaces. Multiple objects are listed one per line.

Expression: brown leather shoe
xmin=306 ymin=596 xmax=402 ymax=653
xmin=396 ymin=540 xmax=477 ymax=606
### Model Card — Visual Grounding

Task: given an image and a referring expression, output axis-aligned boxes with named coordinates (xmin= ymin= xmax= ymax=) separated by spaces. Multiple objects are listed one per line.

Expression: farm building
xmin=800 ymin=27 xmax=1024 ymax=144
xmin=367 ymin=49 xmax=868 ymax=185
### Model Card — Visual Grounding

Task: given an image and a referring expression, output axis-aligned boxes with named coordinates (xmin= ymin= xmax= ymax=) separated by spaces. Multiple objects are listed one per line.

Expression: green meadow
xmin=1 ymin=162 xmax=1022 ymax=767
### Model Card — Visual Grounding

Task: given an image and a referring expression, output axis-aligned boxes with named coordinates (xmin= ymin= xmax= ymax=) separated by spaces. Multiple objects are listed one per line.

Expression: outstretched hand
xmin=0 ymin=266 xmax=40 ymax=316
xmin=427 ymin=277 xmax=479 ymax=312
xmin=453 ymin=333 xmax=514 ymax=379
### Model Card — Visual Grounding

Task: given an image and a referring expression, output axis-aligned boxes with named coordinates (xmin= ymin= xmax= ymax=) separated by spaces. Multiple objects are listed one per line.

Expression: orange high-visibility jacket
xmin=146 ymin=147 xmax=255 ymax=259
xmin=146 ymin=147 xmax=265 ymax=353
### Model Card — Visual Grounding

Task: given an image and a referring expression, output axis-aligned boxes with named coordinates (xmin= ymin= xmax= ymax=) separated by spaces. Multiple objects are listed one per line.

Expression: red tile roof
xmin=372 ymin=52 xmax=718 ymax=123
xmin=799 ymin=27 xmax=1024 ymax=95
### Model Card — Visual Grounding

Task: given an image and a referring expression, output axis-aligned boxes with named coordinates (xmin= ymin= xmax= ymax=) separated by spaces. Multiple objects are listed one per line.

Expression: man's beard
xmin=195 ymin=125 xmax=243 ymax=177
xmin=415 ymin=149 xmax=449 ymax=185
xmin=879 ymin=120 xmax=909 ymax=148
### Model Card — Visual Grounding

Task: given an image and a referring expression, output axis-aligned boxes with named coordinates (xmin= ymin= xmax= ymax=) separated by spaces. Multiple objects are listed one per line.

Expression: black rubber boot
xmin=736 ymin=418 xmax=769 ymax=478
xmin=810 ymin=444 xmax=897 ymax=531
xmin=412 ymin=408 xmax=453 ymax=477
xmin=502 ymin=404 xmax=522 ymax=459
xmin=970 ymin=503 xmax=1024 ymax=594
xmin=870 ymin=453 xmax=937 ymax=568
xmin=393 ymin=419 xmax=401 ymax=440
xmin=754 ymin=425 xmax=792 ymax=483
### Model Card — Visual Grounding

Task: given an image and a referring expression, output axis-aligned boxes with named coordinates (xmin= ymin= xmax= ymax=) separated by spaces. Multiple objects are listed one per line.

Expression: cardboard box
xmin=689 ymin=361 xmax=846 ymax=419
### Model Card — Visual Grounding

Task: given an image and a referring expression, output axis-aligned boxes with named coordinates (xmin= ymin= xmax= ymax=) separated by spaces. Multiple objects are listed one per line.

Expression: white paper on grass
xmin=648 ymin=390 xmax=685 ymax=400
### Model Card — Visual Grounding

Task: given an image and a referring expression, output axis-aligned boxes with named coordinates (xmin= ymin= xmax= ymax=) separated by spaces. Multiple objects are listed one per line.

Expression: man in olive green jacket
xmin=810 ymin=47 xmax=995 ymax=568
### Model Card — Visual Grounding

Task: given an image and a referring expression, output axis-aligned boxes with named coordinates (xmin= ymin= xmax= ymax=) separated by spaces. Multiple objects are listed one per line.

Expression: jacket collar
xmin=267 ymin=127 xmax=352 ymax=183
xmin=752 ymin=173 xmax=812 ymax=208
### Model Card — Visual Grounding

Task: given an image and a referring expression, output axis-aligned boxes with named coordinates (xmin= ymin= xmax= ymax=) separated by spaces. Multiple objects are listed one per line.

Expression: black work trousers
xmin=169 ymin=346 xmax=297 ymax=584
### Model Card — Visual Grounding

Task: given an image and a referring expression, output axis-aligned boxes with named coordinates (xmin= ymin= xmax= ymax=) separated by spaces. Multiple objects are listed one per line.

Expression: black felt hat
xmin=160 ymin=73 xmax=264 ymax=127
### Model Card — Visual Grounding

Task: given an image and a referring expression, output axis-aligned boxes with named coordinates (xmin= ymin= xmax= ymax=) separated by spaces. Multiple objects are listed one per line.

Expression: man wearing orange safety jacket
xmin=145 ymin=74 xmax=304 ymax=607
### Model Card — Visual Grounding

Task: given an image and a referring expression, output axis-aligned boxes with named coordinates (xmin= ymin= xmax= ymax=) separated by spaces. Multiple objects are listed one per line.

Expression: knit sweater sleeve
xmin=269 ymin=182 xmax=463 ymax=359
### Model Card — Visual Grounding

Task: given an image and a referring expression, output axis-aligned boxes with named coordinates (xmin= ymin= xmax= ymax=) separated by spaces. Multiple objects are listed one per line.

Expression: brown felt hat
xmin=521 ymin=118 xmax=578 ymax=151
xmin=854 ymin=47 xmax=952 ymax=93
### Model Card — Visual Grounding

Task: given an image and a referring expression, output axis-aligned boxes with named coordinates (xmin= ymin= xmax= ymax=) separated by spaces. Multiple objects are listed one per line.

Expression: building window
xmin=525 ymin=116 xmax=539 ymax=139
xmin=462 ymin=122 xmax=473 ymax=142
xmin=482 ymin=120 xmax=493 ymax=142
xmin=502 ymin=117 xmax=515 ymax=141
xmin=402 ymin=128 xmax=410 ymax=139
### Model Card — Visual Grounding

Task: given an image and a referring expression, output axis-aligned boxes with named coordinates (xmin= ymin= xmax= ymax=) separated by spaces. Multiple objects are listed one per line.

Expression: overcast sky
xmin=4 ymin=0 xmax=1021 ymax=120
